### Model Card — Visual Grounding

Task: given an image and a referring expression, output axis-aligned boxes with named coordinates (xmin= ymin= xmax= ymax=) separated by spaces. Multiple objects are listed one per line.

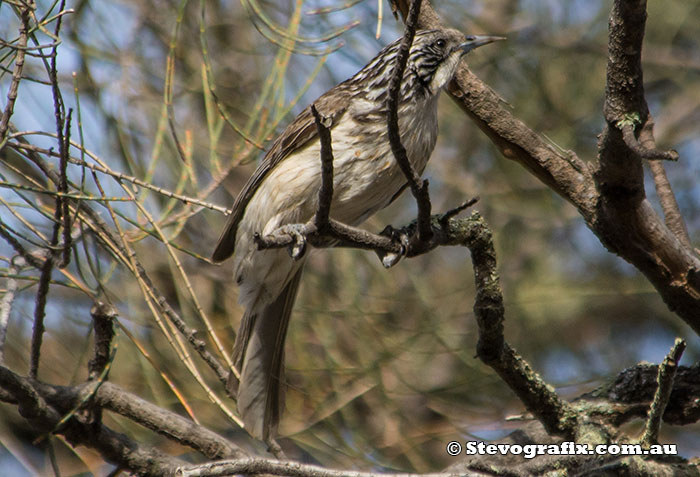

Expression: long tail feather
xmin=234 ymin=268 xmax=303 ymax=440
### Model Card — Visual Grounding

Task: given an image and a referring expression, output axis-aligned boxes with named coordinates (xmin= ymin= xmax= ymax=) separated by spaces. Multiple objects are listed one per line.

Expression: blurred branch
xmin=582 ymin=362 xmax=700 ymax=427
xmin=640 ymin=116 xmax=692 ymax=250
xmin=0 ymin=257 xmax=22 ymax=365
xmin=241 ymin=0 xmax=352 ymax=56
xmin=0 ymin=365 xmax=185 ymax=476
xmin=6 ymin=127 xmax=233 ymax=400
xmin=0 ymin=3 xmax=30 ymax=143
xmin=177 ymin=458 xmax=469 ymax=477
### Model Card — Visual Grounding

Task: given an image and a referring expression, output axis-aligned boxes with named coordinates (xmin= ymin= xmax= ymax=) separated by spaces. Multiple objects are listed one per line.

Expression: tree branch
xmin=640 ymin=116 xmax=692 ymax=250
xmin=457 ymin=214 xmax=578 ymax=438
xmin=386 ymin=0 xmax=433 ymax=246
xmin=177 ymin=457 xmax=478 ymax=477
xmin=311 ymin=104 xmax=334 ymax=231
xmin=640 ymin=338 xmax=686 ymax=446
xmin=0 ymin=4 xmax=30 ymax=142
xmin=0 ymin=365 xmax=185 ymax=475
xmin=390 ymin=0 xmax=700 ymax=335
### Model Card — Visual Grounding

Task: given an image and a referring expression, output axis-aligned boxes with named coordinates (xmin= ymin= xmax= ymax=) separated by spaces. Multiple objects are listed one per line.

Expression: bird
xmin=212 ymin=28 xmax=502 ymax=440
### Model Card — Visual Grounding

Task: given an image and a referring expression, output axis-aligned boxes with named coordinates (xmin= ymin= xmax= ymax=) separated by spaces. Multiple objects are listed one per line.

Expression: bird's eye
xmin=466 ymin=35 xmax=476 ymax=42
xmin=435 ymin=39 xmax=446 ymax=48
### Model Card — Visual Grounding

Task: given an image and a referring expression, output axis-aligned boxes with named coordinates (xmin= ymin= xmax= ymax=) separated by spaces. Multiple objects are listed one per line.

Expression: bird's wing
xmin=212 ymin=92 xmax=350 ymax=262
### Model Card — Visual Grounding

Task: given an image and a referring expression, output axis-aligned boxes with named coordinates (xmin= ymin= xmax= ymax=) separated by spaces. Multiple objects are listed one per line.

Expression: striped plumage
xmin=213 ymin=28 xmax=501 ymax=440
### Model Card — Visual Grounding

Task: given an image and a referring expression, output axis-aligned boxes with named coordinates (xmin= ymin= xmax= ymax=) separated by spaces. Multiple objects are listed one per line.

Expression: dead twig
xmin=640 ymin=338 xmax=686 ymax=447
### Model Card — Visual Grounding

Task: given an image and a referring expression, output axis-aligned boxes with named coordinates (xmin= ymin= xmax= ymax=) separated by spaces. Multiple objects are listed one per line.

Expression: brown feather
xmin=211 ymin=92 xmax=351 ymax=262
xmin=234 ymin=268 xmax=303 ymax=440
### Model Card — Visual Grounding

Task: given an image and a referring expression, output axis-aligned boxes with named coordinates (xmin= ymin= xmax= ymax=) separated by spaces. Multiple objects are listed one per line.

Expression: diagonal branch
xmin=0 ymin=5 xmax=30 ymax=142
xmin=639 ymin=116 xmax=692 ymax=250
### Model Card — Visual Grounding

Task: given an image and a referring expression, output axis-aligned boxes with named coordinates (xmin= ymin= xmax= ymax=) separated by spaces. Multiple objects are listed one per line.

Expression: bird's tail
xmin=228 ymin=268 xmax=303 ymax=440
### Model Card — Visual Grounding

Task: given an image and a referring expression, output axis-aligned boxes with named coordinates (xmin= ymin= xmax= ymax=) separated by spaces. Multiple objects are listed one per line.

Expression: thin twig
xmin=0 ymin=219 xmax=44 ymax=269
xmin=386 ymin=0 xmax=432 ymax=244
xmin=310 ymin=104 xmax=334 ymax=231
xmin=641 ymin=338 xmax=686 ymax=447
xmin=439 ymin=196 xmax=479 ymax=227
xmin=29 ymin=0 xmax=69 ymax=378
xmin=0 ymin=5 xmax=30 ymax=142
xmin=638 ymin=117 xmax=692 ymax=250
xmin=50 ymin=4 xmax=71 ymax=270
xmin=30 ymin=190 xmax=64 ymax=378
xmin=29 ymin=245 xmax=54 ymax=378
xmin=60 ymin=109 xmax=73 ymax=267
xmin=6 ymin=140 xmax=230 ymax=214
xmin=620 ymin=123 xmax=678 ymax=161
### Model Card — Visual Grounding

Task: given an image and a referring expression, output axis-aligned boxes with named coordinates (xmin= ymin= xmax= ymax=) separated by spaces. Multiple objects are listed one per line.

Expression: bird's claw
xmin=279 ymin=224 xmax=308 ymax=260
xmin=376 ymin=224 xmax=410 ymax=268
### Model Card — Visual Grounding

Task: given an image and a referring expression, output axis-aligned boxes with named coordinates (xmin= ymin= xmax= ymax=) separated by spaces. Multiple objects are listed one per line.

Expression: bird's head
xmin=409 ymin=29 xmax=504 ymax=95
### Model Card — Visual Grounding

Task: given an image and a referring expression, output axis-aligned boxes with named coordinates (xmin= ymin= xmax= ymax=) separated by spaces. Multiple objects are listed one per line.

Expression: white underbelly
xmin=234 ymin=99 xmax=439 ymax=307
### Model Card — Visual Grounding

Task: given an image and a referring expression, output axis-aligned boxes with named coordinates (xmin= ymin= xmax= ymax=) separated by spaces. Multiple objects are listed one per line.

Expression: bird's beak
xmin=459 ymin=35 xmax=506 ymax=54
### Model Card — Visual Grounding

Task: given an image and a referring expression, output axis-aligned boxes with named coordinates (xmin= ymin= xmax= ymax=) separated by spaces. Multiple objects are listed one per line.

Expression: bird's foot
xmin=375 ymin=224 xmax=410 ymax=268
xmin=278 ymin=224 xmax=308 ymax=260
